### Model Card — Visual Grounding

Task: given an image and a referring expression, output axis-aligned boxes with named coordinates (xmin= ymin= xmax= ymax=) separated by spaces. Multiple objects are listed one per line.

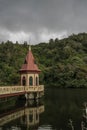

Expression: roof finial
xmin=29 ymin=38 xmax=31 ymax=51
xmin=29 ymin=45 xmax=31 ymax=51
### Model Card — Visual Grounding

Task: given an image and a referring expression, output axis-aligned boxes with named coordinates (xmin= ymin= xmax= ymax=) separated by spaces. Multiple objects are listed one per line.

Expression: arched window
xmin=29 ymin=76 xmax=33 ymax=86
xmin=29 ymin=114 xmax=33 ymax=122
xmin=36 ymin=112 xmax=39 ymax=120
xmin=22 ymin=76 xmax=26 ymax=86
xmin=36 ymin=77 xmax=38 ymax=86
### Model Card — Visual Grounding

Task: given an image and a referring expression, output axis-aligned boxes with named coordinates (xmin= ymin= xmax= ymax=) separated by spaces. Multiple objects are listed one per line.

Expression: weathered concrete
xmin=0 ymin=85 xmax=44 ymax=99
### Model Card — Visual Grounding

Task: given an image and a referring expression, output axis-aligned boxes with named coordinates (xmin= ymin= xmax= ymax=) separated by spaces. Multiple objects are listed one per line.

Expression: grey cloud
xmin=0 ymin=0 xmax=87 ymax=43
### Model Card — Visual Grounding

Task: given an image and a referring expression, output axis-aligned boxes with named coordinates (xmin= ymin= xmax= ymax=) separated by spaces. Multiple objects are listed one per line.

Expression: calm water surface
xmin=0 ymin=88 xmax=87 ymax=130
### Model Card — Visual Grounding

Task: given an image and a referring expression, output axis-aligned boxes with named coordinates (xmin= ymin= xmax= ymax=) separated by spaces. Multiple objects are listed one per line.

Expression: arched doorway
xmin=22 ymin=76 xmax=26 ymax=86
xmin=36 ymin=77 xmax=38 ymax=86
xmin=29 ymin=76 xmax=33 ymax=86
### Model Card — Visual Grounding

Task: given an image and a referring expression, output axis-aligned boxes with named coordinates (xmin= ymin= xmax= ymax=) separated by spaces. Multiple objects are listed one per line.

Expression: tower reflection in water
xmin=0 ymin=99 xmax=44 ymax=130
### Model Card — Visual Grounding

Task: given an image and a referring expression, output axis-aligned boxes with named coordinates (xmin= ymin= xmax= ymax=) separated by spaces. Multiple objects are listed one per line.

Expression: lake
xmin=0 ymin=88 xmax=87 ymax=130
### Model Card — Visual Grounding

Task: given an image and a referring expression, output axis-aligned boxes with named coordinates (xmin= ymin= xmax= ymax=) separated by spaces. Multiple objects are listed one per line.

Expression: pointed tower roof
xmin=20 ymin=46 xmax=41 ymax=73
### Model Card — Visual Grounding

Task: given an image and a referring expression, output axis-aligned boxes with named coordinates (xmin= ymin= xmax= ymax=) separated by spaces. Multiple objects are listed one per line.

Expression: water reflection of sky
xmin=38 ymin=125 xmax=53 ymax=130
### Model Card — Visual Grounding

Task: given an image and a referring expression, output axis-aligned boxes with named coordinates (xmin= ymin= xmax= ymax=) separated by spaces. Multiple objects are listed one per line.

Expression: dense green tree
xmin=0 ymin=33 xmax=87 ymax=88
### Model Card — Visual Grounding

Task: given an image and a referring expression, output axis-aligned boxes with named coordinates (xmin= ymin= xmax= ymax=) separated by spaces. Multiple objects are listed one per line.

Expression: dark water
xmin=0 ymin=88 xmax=87 ymax=130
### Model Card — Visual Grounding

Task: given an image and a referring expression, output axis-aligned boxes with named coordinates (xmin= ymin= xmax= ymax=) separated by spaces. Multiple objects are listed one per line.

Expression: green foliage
xmin=1 ymin=33 xmax=87 ymax=88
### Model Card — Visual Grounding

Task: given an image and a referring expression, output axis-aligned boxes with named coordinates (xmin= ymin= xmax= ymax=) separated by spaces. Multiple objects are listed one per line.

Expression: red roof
xmin=20 ymin=49 xmax=41 ymax=73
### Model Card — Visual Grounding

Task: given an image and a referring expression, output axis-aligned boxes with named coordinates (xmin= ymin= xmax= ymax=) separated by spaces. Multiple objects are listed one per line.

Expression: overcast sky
xmin=0 ymin=0 xmax=87 ymax=44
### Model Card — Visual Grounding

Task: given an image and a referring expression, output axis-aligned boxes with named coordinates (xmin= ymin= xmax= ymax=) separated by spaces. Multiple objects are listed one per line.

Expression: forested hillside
xmin=0 ymin=33 xmax=87 ymax=88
